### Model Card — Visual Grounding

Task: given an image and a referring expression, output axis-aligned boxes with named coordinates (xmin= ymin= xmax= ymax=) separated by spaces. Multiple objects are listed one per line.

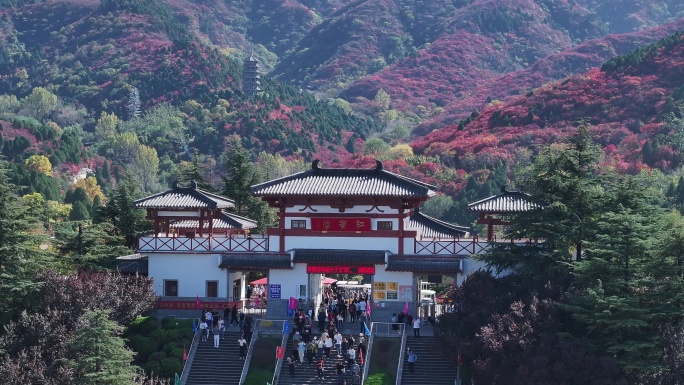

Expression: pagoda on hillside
xmin=242 ymin=52 xmax=261 ymax=97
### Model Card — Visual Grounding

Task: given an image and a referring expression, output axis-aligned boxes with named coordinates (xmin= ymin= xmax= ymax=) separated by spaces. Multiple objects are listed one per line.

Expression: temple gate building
xmin=129 ymin=161 xmax=531 ymax=320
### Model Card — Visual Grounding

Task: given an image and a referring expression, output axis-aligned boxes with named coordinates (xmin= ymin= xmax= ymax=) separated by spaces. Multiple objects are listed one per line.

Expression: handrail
xmin=395 ymin=324 xmax=408 ymax=385
xmin=180 ymin=318 xmax=201 ymax=385
xmin=238 ymin=321 xmax=260 ymax=385
xmin=361 ymin=322 xmax=375 ymax=384
xmin=273 ymin=323 xmax=289 ymax=385
xmin=362 ymin=322 xmax=404 ymax=385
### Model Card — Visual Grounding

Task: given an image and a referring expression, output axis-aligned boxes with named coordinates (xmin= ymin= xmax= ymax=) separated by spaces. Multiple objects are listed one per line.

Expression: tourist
xmin=199 ymin=318 xmax=208 ymax=341
xmin=238 ymin=334 xmax=247 ymax=359
xmin=412 ymin=316 xmax=421 ymax=338
xmin=217 ymin=316 xmax=225 ymax=339
xmin=391 ymin=313 xmax=399 ymax=331
xmin=336 ymin=359 xmax=346 ymax=385
xmin=347 ymin=347 xmax=356 ymax=370
xmin=317 ymin=337 xmax=325 ymax=359
xmin=231 ymin=304 xmax=238 ymax=325
xmin=288 ymin=356 xmax=296 ymax=377
xmin=407 ymin=349 xmax=418 ymax=373
xmin=358 ymin=333 xmax=366 ymax=359
xmin=213 ymin=325 xmax=220 ymax=348
xmin=318 ymin=308 xmax=327 ymax=332
xmin=297 ymin=339 xmax=306 ymax=363
xmin=358 ymin=311 xmax=367 ymax=334
xmin=306 ymin=339 xmax=316 ymax=364
xmin=324 ymin=332 xmax=334 ymax=357
xmin=317 ymin=357 xmax=325 ymax=379
xmin=334 ymin=330 xmax=343 ymax=357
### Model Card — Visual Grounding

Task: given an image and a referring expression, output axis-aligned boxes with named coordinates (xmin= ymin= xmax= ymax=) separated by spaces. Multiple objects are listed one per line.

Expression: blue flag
xmin=193 ymin=320 xmax=197 ymax=334
xmin=364 ymin=322 xmax=371 ymax=337
xmin=283 ymin=321 xmax=290 ymax=335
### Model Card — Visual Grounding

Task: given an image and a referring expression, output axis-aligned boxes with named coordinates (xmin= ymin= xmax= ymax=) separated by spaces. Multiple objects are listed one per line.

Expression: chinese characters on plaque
xmin=373 ymin=281 xmax=399 ymax=300
xmin=311 ymin=217 xmax=371 ymax=232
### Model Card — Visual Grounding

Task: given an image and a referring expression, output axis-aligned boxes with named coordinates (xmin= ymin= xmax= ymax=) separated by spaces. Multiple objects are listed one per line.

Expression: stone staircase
xmin=185 ymin=328 xmax=246 ymax=385
xmin=277 ymin=337 xmax=360 ymax=385
xmin=400 ymin=336 xmax=458 ymax=385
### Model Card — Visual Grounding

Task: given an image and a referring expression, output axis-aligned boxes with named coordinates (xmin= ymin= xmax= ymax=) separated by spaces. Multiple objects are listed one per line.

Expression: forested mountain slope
xmin=413 ymin=33 xmax=684 ymax=173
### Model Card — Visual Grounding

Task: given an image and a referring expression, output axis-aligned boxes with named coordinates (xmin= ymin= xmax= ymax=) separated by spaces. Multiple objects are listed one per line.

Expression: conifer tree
xmin=67 ymin=309 xmax=138 ymax=385
xmin=0 ymin=159 xmax=53 ymax=322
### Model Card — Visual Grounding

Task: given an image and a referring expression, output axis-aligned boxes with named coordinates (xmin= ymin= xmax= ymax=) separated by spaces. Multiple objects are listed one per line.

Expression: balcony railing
xmin=137 ymin=236 xmax=269 ymax=253
xmin=414 ymin=236 xmax=541 ymax=255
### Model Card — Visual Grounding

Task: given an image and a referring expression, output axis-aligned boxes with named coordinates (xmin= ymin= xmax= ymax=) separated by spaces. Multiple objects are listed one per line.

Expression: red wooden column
xmin=398 ymin=207 xmax=405 ymax=254
xmin=278 ymin=206 xmax=286 ymax=252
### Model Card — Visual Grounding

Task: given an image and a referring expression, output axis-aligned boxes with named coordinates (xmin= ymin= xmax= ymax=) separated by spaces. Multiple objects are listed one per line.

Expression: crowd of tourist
xmin=285 ymin=287 xmax=372 ymax=384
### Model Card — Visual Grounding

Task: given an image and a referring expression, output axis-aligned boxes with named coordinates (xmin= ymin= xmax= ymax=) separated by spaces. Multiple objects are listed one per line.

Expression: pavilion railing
xmin=414 ymin=236 xmax=541 ymax=255
xmin=137 ymin=235 xmax=269 ymax=253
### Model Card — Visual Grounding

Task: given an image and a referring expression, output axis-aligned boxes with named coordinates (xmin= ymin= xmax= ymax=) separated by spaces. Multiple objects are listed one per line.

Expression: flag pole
xmin=456 ymin=350 xmax=462 ymax=385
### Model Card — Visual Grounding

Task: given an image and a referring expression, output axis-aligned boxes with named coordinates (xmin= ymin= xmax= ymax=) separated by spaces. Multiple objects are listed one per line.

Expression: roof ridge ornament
xmin=500 ymin=185 xmax=507 ymax=193
xmin=312 ymin=159 xmax=321 ymax=170
xmin=375 ymin=160 xmax=383 ymax=171
xmin=172 ymin=180 xmax=179 ymax=189
xmin=190 ymin=180 xmax=198 ymax=189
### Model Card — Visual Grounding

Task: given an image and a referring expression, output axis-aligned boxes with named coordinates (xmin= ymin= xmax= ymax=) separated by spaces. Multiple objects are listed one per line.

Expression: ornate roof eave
xmin=467 ymin=186 xmax=541 ymax=214
xmin=251 ymin=160 xmax=437 ymax=199
xmin=410 ymin=208 xmax=469 ymax=238
xmin=133 ymin=181 xmax=235 ymax=210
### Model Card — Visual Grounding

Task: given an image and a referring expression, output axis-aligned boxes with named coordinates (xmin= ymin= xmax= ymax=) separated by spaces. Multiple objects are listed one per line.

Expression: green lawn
xmin=243 ymin=336 xmax=282 ymax=385
xmin=366 ymin=337 xmax=401 ymax=385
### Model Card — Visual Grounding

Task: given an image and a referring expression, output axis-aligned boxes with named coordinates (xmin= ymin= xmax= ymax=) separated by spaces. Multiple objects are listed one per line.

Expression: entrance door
xmin=233 ymin=279 xmax=240 ymax=300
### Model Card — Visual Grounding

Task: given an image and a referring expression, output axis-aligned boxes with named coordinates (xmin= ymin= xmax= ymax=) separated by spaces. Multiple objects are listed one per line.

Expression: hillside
xmin=413 ymin=33 xmax=684 ymax=173
xmin=415 ymin=18 xmax=684 ymax=135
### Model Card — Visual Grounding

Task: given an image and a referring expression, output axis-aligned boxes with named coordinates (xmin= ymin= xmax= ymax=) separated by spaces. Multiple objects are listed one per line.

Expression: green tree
xmin=95 ymin=111 xmax=120 ymax=141
xmin=22 ymin=87 xmax=58 ymax=120
xmin=95 ymin=175 xmax=150 ymax=248
xmin=221 ymin=136 xmax=275 ymax=232
xmin=364 ymin=138 xmax=391 ymax=156
xmin=67 ymin=309 xmax=139 ymax=385
xmin=133 ymin=145 xmax=160 ymax=192
xmin=0 ymin=159 xmax=53 ymax=322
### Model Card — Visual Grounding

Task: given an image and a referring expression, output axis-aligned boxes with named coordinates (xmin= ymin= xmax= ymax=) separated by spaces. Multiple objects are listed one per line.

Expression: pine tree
xmin=95 ymin=174 xmax=150 ymax=248
xmin=0 ymin=159 xmax=53 ymax=322
xmin=126 ymin=87 xmax=141 ymax=120
xmin=67 ymin=310 xmax=139 ymax=385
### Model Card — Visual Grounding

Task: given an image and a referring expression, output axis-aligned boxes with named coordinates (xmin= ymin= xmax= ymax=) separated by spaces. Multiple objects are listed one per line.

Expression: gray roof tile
xmin=133 ymin=181 xmax=234 ymax=209
xmin=251 ymin=160 xmax=436 ymax=198
xmin=386 ymin=255 xmax=463 ymax=273
xmin=409 ymin=209 xmax=469 ymax=238
xmin=292 ymin=249 xmax=386 ymax=264
xmin=467 ymin=190 xmax=539 ymax=213
xmin=220 ymin=253 xmax=291 ymax=270
xmin=171 ymin=212 xmax=257 ymax=230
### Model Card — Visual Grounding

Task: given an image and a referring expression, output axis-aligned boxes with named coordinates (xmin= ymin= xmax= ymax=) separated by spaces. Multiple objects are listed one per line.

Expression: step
xmin=400 ymin=337 xmax=458 ymax=385
xmin=185 ymin=330 xmax=248 ymax=385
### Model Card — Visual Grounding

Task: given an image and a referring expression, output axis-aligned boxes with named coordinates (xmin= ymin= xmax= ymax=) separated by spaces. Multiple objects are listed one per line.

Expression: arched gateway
xmin=129 ymin=160 xmax=515 ymax=320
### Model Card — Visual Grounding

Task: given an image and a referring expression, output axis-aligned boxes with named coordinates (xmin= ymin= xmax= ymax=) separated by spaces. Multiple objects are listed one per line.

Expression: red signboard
xmin=311 ymin=217 xmax=371 ymax=232
xmin=307 ymin=265 xmax=376 ymax=275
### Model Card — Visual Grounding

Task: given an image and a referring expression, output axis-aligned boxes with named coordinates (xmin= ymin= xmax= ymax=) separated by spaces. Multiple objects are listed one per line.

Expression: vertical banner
xmin=276 ymin=346 xmax=285 ymax=359
xmin=288 ymin=297 xmax=297 ymax=309
xmin=283 ymin=321 xmax=290 ymax=335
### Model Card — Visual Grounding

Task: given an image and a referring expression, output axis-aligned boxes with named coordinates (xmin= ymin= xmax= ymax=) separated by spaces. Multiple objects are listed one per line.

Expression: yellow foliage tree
xmin=74 ymin=176 xmax=105 ymax=202
xmin=385 ymin=143 xmax=414 ymax=160
xmin=94 ymin=111 xmax=119 ymax=140
xmin=25 ymin=155 xmax=52 ymax=176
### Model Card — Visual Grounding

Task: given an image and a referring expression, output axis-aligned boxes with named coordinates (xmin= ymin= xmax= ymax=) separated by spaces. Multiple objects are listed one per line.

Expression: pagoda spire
xmin=243 ymin=49 xmax=261 ymax=97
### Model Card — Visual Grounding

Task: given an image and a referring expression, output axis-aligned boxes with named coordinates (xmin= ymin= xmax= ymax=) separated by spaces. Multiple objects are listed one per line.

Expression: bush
xmin=364 ymin=372 xmax=393 ymax=385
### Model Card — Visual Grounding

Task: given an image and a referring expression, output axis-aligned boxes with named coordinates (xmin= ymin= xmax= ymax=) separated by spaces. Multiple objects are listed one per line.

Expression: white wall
xmin=285 ymin=235 xmax=397 ymax=253
xmin=149 ymin=253 xmax=226 ymax=297
xmin=268 ymin=263 xmax=308 ymax=299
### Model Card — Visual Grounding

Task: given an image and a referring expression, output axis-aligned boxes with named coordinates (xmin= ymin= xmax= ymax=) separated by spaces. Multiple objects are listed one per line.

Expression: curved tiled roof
xmin=133 ymin=181 xmax=234 ymax=209
xmin=409 ymin=208 xmax=469 ymax=238
xmin=170 ymin=212 xmax=257 ymax=230
xmin=467 ymin=189 xmax=540 ymax=213
xmin=251 ymin=160 xmax=436 ymax=198
xmin=292 ymin=249 xmax=386 ymax=264
xmin=220 ymin=253 xmax=291 ymax=270
xmin=386 ymin=255 xmax=463 ymax=273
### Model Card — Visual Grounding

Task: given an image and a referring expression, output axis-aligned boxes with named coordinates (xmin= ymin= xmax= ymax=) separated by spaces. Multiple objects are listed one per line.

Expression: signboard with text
xmin=307 ymin=265 xmax=376 ymax=275
xmin=270 ymin=284 xmax=281 ymax=299
xmin=311 ymin=217 xmax=371 ymax=232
